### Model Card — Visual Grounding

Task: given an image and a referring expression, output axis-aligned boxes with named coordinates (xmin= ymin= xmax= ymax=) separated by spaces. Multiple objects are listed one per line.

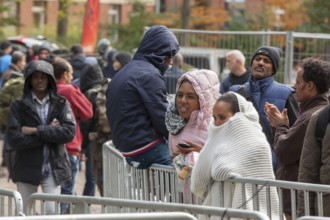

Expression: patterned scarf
xmin=165 ymin=96 xmax=186 ymax=135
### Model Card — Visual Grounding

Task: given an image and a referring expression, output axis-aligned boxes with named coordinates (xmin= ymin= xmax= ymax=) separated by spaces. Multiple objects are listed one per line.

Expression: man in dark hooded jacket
xmin=106 ymin=25 xmax=180 ymax=169
xmin=6 ymin=60 xmax=76 ymax=214
xmin=70 ymin=44 xmax=86 ymax=80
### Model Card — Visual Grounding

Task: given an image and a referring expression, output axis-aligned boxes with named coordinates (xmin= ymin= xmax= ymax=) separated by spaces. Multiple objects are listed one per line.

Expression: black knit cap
xmin=250 ymin=46 xmax=282 ymax=75
xmin=115 ymin=52 xmax=132 ymax=67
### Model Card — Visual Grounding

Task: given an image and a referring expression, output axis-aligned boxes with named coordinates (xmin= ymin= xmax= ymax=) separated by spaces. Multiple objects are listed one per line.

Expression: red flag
xmin=81 ymin=0 xmax=99 ymax=55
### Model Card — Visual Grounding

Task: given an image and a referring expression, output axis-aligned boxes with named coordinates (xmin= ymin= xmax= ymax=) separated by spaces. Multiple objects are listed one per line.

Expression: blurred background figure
xmin=0 ymin=40 xmax=13 ymax=90
xmin=70 ymin=44 xmax=86 ymax=80
xmin=27 ymin=44 xmax=40 ymax=63
xmin=0 ymin=51 xmax=26 ymax=179
xmin=163 ymin=53 xmax=184 ymax=94
xmin=96 ymin=38 xmax=117 ymax=79
xmin=112 ymin=52 xmax=132 ymax=76
xmin=220 ymin=49 xmax=251 ymax=94
xmin=38 ymin=42 xmax=51 ymax=60
xmin=2 ymin=51 xmax=26 ymax=85
xmin=79 ymin=63 xmax=105 ymax=197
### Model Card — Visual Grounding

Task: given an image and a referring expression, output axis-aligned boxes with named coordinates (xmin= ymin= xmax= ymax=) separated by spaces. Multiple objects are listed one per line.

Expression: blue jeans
xmin=126 ymin=138 xmax=172 ymax=169
xmin=82 ymin=141 xmax=96 ymax=196
xmin=60 ymin=154 xmax=80 ymax=214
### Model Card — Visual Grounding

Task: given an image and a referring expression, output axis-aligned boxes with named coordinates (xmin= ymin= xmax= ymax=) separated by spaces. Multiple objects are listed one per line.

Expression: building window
xmin=108 ymin=5 xmax=120 ymax=41
xmin=32 ymin=1 xmax=46 ymax=30
xmin=108 ymin=5 xmax=120 ymax=24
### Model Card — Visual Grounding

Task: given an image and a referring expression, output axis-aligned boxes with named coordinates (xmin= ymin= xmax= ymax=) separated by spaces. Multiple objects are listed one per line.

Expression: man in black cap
xmin=231 ymin=46 xmax=299 ymax=173
xmin=6 ymin=60 xmax=76 ymax=214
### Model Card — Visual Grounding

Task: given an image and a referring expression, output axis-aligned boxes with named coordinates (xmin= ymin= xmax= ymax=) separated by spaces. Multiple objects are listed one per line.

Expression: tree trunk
xmin=57 ymin=0 xmax=68 ymax=44
xmin=182 ymin=0 xmax=190 ymax=29
xmin=181 ymin=0 xmax=190 ymax=46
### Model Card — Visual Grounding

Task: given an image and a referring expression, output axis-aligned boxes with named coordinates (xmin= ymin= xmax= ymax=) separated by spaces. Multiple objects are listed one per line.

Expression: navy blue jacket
xmin=231 ymin=76 xmax=299 ymax=145
xmin=106 ymin=26 xmax=179 ymax=153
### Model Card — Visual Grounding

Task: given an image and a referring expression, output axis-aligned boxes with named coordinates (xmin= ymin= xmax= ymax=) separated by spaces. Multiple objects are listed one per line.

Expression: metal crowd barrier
xmin=297 ymin=217 xmax=330 ymax=220
xmin=103 ymin=141 xmax=330 ymax=220
xmin=0 ymin=188 xmax=24 ymax=216
xmin=102 ymin=141 xmax=185 ymax=203
xmin=222 ymin=177 xmax=330 ymax=220
xmin=25 ymin=193 xmax=269 ymax=220
xmin=0 ymin=212 xmax=197 ymax=220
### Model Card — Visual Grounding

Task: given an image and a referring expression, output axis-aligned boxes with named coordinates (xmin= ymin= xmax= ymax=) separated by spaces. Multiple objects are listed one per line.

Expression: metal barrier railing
xmin=102 ymin=140 xmax=330 ymax=220
xmin=143 ymin=27 xmax=330 ymax=86
xmin=102 ymin=141 xmax=184 ymax=203
xmin=0 ymin=188 xmax=24 ymax=216
xmin=0 ymin=212 xmax=198 ymax=220
xmin=25 ymin=193 xmax=269 ymax=220
xmin=297 ymin=217 xmax=330 ymax=220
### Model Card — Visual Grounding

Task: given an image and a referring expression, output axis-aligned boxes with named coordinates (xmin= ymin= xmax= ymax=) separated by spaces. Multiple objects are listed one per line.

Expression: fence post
xmin=284 ymin=31 xmax=294 ymax=85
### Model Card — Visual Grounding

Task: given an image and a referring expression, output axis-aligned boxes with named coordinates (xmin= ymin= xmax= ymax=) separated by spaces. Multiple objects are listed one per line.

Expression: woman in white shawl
xmin=191 ymin=92 xmax=281 ymax=220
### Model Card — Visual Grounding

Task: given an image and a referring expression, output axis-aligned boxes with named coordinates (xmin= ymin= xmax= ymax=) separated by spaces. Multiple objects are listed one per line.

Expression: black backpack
xmin=315 ymin=105 xmax=330 ymax=147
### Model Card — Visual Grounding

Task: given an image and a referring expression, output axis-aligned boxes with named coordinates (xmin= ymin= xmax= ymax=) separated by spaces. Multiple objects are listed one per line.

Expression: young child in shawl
xmin=190 ymin=92 xmax=282 ymax=220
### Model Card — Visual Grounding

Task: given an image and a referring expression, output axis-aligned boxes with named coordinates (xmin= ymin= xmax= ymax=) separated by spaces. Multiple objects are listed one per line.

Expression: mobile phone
xmin=178 ymin=143 xmax=191 ymax=148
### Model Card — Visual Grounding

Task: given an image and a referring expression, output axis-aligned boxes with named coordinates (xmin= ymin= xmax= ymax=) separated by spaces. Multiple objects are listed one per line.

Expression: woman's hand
xmin=177 ymin=140 xmax=203 ymax=154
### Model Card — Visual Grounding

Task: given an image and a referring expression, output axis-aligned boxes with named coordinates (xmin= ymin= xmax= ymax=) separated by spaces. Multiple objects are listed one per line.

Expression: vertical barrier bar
xmin=317 ymin=192 xmax=323 ymax=216
xmin=290 ymin=189 xmax=297 ymax=220
xmin=303 ymin=190 xmax=310 ymax=216
xmin=284 ymin=31 xmax=294 ymax=85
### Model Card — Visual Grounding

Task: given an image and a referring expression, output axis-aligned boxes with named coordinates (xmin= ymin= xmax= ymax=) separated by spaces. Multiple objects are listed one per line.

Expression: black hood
xmin=115 ymin=52 xmax=132 ymax=67
xmin=38 ymin=42 xmax=51 ymax=54
xmin=80 ymin=63 xmax=104 ymax=93
xmin=134 ymin=25 xmax=180 ymax=74
xmin=23 ymin=60 xmax=57 ymax=94
xmin=71 ymin=53 xmax=86 ymax=71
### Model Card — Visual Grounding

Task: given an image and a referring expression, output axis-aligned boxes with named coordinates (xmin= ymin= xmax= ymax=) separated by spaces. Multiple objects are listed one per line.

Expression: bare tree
xmin=57 ymin=0 xmax=72 ymax=44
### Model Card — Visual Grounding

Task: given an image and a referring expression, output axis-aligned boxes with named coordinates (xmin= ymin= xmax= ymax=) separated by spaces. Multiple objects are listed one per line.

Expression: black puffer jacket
xmin=6 ymin=60 xmax=76 ymax=186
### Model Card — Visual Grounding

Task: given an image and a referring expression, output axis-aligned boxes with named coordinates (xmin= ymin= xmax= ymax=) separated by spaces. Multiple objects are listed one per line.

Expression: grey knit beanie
xmin=250 ymin=46 xmax=282 ymax=74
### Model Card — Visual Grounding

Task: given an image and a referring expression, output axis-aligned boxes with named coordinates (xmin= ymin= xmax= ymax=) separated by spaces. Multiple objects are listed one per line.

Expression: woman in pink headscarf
xmin=165 ymin=68 xmax=220 ymax=203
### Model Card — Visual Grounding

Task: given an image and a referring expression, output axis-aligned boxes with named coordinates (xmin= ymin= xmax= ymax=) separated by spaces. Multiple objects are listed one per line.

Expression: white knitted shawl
xmin=191 ymin=92 xmax=281 ymax=220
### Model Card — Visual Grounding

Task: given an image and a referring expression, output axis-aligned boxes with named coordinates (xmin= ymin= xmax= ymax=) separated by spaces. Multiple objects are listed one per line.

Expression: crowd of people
xmin=1 ymin=24 xmax=330 ymax=219
xmin=0 ymin=37 xmax=132 ymax=214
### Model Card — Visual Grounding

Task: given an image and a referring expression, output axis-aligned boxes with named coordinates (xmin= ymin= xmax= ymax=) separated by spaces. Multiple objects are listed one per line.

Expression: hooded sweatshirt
xmin=106 ymin=25 xmax=179 ymax=155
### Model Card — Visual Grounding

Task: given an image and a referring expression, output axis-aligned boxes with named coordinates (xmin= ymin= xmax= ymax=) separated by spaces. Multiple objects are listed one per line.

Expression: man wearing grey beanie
xmin=231 ymin=46 xmax=299 ymax=174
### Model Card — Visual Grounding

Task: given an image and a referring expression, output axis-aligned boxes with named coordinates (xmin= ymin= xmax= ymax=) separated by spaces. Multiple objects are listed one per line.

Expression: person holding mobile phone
xmin=165 ymin=69 xmax=220 ymax=203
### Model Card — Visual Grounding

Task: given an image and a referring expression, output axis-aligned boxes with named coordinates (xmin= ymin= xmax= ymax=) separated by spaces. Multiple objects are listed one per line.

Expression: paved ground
xmin=0 ymin=139 xmax=101 ymax=197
